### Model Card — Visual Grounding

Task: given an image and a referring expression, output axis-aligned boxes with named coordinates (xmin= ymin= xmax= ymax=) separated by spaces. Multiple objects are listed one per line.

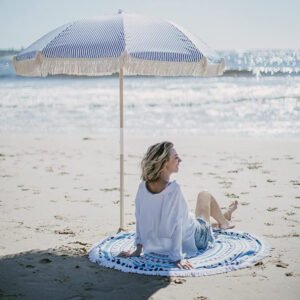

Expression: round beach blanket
xmin=88 ymin=230 xmax=270 ymax=277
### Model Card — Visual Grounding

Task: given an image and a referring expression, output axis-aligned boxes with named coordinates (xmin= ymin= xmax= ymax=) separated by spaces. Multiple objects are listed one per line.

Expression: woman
xmin=119 ymin=141 xmax=238 ymax=270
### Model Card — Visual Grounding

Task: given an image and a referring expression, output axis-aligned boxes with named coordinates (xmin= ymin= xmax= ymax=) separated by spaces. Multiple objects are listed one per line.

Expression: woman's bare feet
xmin=212 ymin=201 xmax=238 ymax=230
xmin=224 ymin=200 xmax=238 ymax=221
xmin=212 ymin=220 xmax=235 ymax=230
xmin=219 ymin=220 xmax=235 ymax=230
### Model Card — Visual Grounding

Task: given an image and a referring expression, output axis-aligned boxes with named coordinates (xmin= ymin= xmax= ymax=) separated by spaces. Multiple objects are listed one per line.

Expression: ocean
xmin=0 ymin=49 xmax=299 ymax=137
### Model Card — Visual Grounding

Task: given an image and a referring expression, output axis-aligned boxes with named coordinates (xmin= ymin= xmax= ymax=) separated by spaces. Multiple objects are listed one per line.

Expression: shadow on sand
xmin=0 ymin=249 xmax=170 ymax=300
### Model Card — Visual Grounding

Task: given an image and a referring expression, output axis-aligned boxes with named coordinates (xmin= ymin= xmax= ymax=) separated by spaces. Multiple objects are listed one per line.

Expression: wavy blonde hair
xmin=141 ymin=141 xmax=173 ymax=182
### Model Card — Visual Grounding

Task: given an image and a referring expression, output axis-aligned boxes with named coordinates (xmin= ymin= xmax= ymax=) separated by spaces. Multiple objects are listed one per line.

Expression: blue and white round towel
xmin=88 ymin=231 xmax=271 ymax=277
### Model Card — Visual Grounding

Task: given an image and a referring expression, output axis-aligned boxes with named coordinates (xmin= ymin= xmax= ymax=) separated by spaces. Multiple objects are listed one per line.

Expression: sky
xmin=0 ymin=0 xmax=299 ymax=50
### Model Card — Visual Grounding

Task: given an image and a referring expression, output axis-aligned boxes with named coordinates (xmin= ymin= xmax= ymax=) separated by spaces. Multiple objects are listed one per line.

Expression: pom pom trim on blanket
xmin=88 ymin=230 xmax=271 ymax=277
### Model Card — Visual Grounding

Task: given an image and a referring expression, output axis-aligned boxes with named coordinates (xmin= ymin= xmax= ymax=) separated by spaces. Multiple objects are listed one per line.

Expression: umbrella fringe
xmin=125 ymin=56 xmax=225 ymax=76
xmin=13 ymin=52 xmax=124 ymax=77
xmin=13 ymin=52 xmax=225 ymax=77
xmin=13 ymin=53 xmax=43 ymax=77
xmin=205 ymin=58 xmax=225 ymax=76
xmin=124 ymin=55 xmax=204 ymax=76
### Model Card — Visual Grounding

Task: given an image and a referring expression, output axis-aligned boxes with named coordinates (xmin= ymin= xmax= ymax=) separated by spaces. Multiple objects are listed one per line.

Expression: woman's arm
xmin=171 ymin=225 xmax=193 ymax=269
xmin=171 ymin=188 xmax=193 ymax=269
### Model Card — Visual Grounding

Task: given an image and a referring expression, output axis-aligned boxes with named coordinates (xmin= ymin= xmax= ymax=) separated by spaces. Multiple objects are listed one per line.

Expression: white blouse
xmin=134 ymin=180 xmax=198 ymax=261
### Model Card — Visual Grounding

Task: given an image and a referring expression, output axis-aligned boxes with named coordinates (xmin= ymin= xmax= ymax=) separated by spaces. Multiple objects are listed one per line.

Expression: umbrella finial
xmin=118 ymin=9 xmax=123 ymax=14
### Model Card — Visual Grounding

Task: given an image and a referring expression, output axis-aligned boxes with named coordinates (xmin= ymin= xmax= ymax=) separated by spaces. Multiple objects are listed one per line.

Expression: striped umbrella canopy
xmin=13 ymin=11 xmax=225 ymax=231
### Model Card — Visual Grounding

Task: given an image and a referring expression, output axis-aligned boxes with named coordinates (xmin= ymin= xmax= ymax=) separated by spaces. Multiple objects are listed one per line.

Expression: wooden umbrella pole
xmin=119 ymin=67 xmax=125 ymax=231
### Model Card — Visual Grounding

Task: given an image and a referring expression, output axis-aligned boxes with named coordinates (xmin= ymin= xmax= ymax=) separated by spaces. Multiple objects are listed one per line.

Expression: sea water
xmin=0 ymin=50 xmax=299 ymax=137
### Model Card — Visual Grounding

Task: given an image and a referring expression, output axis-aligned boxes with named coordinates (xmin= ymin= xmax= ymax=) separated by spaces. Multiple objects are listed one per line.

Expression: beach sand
xmin=0 ymin=133 xmax=299 ymax=299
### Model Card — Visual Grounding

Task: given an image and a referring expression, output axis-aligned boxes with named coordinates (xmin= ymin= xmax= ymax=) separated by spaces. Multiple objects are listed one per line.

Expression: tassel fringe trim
xmin=88 ymin=231 xmax=271 ymax=277
xmin=13 ymin=52 xmax=225 ymax=77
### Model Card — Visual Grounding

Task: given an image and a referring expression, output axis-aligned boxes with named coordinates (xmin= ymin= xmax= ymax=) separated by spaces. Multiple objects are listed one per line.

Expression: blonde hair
xmin=141 ymin=141 xmax=174 ymax=182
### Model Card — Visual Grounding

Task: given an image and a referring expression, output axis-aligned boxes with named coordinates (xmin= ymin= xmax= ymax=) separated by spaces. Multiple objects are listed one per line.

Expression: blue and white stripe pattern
xmin=124 ymin=14 xmax=203 ymax=62
xmin=13 ymin=12 xmax=225 ymax=77
xmin=43 ymin=16 xmax=125 ymax=59
xmin=88 ymin=230 xmax=271 ymax=277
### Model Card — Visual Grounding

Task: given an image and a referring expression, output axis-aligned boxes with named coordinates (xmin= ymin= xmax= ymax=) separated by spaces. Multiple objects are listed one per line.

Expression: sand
xmin=0 ymin=132 xmax=299 ymax=300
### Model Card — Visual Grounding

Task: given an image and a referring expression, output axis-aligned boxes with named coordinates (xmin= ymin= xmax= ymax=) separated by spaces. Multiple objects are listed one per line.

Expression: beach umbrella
xmin=13 ymin=11 xmax=225 ymax=231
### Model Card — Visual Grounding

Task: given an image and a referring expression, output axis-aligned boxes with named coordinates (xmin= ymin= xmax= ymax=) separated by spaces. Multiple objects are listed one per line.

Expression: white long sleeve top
xmin=134 ymin=180 xmax=199 ymax=261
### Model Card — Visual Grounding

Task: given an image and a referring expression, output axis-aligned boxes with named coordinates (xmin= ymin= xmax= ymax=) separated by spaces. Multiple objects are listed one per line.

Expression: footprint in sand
xmin=25 ymin=264 xmax=35 ymax=268
xmin=207 ymin=172 xmax=217 ymax=176
xmin=290 ymin=180 xmax=300 ymax=186
xmin=275 ymin=261 xmax=289 ymax=268
xmin=164 ymin=277 xmax=186 ymax=284
xmin=193 ymin=172 xmax=203 ymax=176
xmin=82 ymin=199 xmax=92 ymax=203
xmin=100 ymin=187 xmax=119 ymax=192
xmin=264 ymin=222 xmax=273 ymax=226
xmin=285 ymin=155 xmax=294 ymax=160
xmin=254 ymin=261 xmax=266 ymax=269
xmin=70 ymin=241 xmax=88 ymax=246
xmin=264 ymin=232 xmax=299 ymax=238
xmin=1 ymin=174 xmax=12 ymax=178
xmin=225 ymin=193 xmax=239 ymax=199
xmin=59 ymin=171 xmax=69 ymax=175
xmin=54 ymin=228 xmax=75 ymax=236
xmin=286 ymin=211 xmax=296 ymax=216
xmin=227 ymin=169 xmax=239 ymax=173
xmin=267 ymin=207 xmax=278 ymax=212
xmin=218 ymin=180 xmax=232 ymax=188
xmin=245 ymin=162 xmax=263 ymax=170
xmin=39 ymin=258 xmax=52 ymax=264
xmin=285 ymin=272 xmax=300 ymax=277
xmin=262 ymin=170 xmax=271 ymax=174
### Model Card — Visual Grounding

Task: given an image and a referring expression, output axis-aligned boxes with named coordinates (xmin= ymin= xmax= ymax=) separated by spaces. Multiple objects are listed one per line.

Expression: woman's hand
xmin=176 ymin=259 xmax=193 ymax=270
xmin=117 ymin=249 xmax=141 ymax=258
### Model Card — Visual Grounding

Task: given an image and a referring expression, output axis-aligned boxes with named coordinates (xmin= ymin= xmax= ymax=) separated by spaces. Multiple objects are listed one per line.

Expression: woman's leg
xmin=195 ymin=191 xmax=236 ymax=229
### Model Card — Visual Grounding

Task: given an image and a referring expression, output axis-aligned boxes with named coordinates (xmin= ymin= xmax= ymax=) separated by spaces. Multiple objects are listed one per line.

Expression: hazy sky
xmin=0 ymin=0 xmax=299 ymax=50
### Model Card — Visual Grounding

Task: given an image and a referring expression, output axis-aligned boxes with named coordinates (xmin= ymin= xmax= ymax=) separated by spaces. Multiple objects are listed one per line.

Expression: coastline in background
xmin=0 ymin=49 xmax=299 ymax=138
xmin=1 ymin=49 xmax=300 ymax=77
